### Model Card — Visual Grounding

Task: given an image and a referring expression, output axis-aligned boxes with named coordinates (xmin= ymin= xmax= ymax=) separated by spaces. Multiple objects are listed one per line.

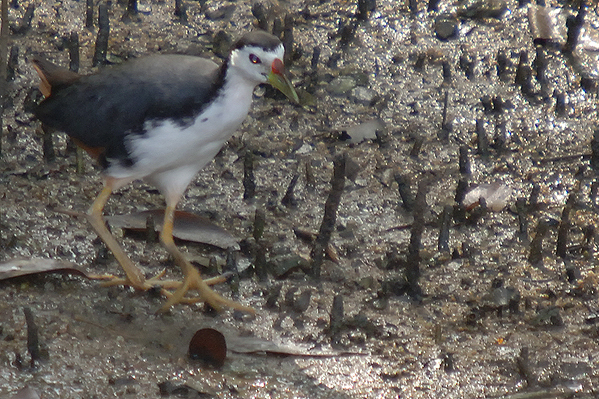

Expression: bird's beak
xmin=268 ymin=58 xmax=299 ymax=104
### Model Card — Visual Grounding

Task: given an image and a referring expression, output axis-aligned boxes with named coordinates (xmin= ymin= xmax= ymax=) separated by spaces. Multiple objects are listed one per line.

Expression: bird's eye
xmin=249 ymin=54 xmax=261 ymax=64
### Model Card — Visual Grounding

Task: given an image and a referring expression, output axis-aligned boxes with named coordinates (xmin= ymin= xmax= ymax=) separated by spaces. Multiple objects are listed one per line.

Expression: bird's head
xmin=229 ymin=31 xmax=299 ymax=104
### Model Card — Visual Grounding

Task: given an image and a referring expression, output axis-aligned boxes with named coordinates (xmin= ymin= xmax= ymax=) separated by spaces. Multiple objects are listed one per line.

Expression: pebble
xmin=435 ymin=14 xmax=458 ymax=40
xmin=351 ymin=86 xmax=377 ymax=105
xmin=340 ymin=119 xmax=385 ymax=144
xmin=205 ymin=4 xmax=236 ymax=21
xmin=328 ymin=76 xmax=356 ymax=95
xmin=296 ymin=142 xmax=313 ymax=154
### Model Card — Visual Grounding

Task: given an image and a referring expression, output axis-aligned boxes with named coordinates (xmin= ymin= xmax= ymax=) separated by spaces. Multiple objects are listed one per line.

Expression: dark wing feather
xmin=35 ymin=55 xmax=223 ymax=164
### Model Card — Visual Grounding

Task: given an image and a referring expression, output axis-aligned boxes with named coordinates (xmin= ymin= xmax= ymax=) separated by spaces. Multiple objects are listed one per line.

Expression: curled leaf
xmin=106 ymin=209 xmax=239 ymax=250
xmin=0 ymin=259 xmax=88 ymax=281
xmin=463 ymin=182 xmax=513 ymax=212
xmin=188 ymin=328 xmax=227 ymax=368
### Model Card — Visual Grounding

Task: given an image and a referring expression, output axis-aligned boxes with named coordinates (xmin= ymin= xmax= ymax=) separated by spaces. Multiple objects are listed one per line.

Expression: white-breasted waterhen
xmin=32 ymin=30 xmax=298 ymax=314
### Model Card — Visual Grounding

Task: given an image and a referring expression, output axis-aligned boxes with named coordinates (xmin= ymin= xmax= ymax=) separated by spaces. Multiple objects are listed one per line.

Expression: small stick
xmin=409 ymin=0 xmax=418 ymax=15
xmin=329 ymin=294 xmax=344 ymax=340
xmin=243 ymin=150 xmax=256 ymax=201
xmin=428 ymin=0 xmax=440 ymax=12
xmin=406 ymin=179 xmax=428 ymax=298
xmin=224 ymin=248 xmax=239 ymax=297
xmin=515 ymin=197 xmax=528 ymax=241
xmin=554 ymin=90 xmax=566 ymax=117
xmin=357 ymin=0 xmax=375 ymax=20
xmin=12 ymin=3 xmax=34 ymax=34
xmin=438 ymin=204 xmax=452 ymax=253
xmin=254 ymin=244 xmax=267 ymax=281
xmin=92 ymin=3 xmax=109 ymax=67
xmin=281 ymin=168 xmax=300 ymax=207
xmin=67 ymin=32 xmax=79 ymax=72
xmin=40 ymin=125 xmax=55 ymax=163
xmin=494 ymin=115 xmax=506 ymax=153
xmin=24 ymin=307 xmax=41 ymax=368
xmin=145 ymin=214 xmax=157 ymax=243
xmin=122 ymin=0 xmax=138 ymax=20
xmin=394 ymin=173 xmax=415 ymax=212
xmin=460 ymin=52 xmax=475 ymax=80
xmin=556 ymin=193 xmax=576 ymax=259
xmin=409 ymin=135 xmax=424 ymax=157
xmin=459 ymin=145 xmax=470 ymax=175
xmin=251 ymin=3 xmax=269 ymax=31
xmin=86 ymin=0 xmax=94 ymax=28
xmin=476 ymin=119 xmax=489 ymax=157
xmin=6 ymin=45 xmax=17 ymax=80
xmin=174 ymin=0 xmax=187 ymax=23
xmin=528 ymin=183 xmax=540 ymax=210
xmin=253 ymin=208 xmax=265 ymax=241
xmin=442 ymin=60 xmax=451 ymax=85
xmin=439 ymin=89 xmax=451 ymax=141
xmin=591 ymin=127 xmax=599 ymax=171
xmin=283 ymin=14 xmax=294 ymax=66
xmin=311 ymin=46 xmax=320 ymax=71
xmin=496 ymin=49 xmax=510 ymax=81
xmin=528 ymin=219 xmax=549 ymax=265
xmin=311 ymin=154 xmax=346 ymax=278
xmin=564 ymin=0 xmax=585 ymax=54
xmin=453 ymin=178 xmax=469 ymax=224
xmin=516 ymin=347 xmax=536 ymax=386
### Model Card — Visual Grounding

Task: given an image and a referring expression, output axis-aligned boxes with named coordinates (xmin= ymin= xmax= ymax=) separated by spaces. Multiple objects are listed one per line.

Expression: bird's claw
xmin=157 ymin=266 xmax=255 ymax=314
xmin=88 ymin=269 xmax=254 ymax=314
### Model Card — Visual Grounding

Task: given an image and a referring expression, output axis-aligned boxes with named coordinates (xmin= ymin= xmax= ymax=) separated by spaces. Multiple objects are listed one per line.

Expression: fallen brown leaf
xmin=105 ymin=209 xmax=239 ymax=250
xmin=0 ymin=258 xmax=89 ymax=281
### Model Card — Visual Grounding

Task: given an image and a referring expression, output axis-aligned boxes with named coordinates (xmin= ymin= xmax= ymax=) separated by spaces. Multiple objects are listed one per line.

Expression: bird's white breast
xmin=109 ymin=74 xmax=257 ymax=186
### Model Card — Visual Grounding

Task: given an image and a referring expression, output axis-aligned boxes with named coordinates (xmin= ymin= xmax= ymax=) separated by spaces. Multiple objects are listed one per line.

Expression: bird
xmin=32 ymin=30 xmax=299 ymax=314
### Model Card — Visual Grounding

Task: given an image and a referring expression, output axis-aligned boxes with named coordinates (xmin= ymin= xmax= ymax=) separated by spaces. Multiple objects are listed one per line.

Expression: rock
xmin=458 ymin=0 xmax=507 ymax=19
xmin=328 ymin=76 xmax=356 ymax=95
xmin=351 ymin=86 xmax=377 ymax=105
xmin=205 ymin=4 xmax=236 ymax=21
xmin=269 ymin=254 xmax=311 ymax=278
xmin=338 ymin=119 xmax=385 ymax=144
xmin=435 ymin=14 xmax=458 ymax=40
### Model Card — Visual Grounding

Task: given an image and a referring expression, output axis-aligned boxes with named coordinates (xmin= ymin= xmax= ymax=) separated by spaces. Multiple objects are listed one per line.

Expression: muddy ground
xmin=2 ymin=0 xmax=599 ymax=398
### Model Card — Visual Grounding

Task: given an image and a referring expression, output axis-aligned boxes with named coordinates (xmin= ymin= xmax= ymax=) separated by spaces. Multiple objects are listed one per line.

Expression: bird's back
xmin=35 ymin=55 xmax=224 ymax=165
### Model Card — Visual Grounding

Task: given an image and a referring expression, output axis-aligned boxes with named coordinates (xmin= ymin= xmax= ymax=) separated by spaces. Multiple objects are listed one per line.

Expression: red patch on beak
xmin=271 ymin=58 xmax=285 ymax=75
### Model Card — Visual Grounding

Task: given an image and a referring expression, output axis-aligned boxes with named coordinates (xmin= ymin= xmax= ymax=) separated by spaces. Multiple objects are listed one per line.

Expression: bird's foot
xmin=157 ymin=266 xmax=255 ymax=315
xmin=89 ymin=270 xmax=254 ymax=314
xmin=89 ymin=269 xmax=167 ymax=290
xmin=91 ymin=270 xmax=228 ymax=289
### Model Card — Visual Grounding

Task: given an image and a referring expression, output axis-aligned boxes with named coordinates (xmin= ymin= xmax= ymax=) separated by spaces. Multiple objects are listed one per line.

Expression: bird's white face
xmin=229 ymin=44 xmax=285 ymax=84
xmin=228 ymin=41 xmax=298 ymax=103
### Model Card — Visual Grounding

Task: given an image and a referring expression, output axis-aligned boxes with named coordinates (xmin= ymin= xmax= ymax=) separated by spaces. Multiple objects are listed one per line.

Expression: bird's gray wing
xmin=35 ymin=55 xmax=223 ymax=163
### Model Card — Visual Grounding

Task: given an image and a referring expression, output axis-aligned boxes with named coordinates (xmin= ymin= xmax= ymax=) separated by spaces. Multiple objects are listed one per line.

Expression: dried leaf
xmin=528 ymin=5 xmax=564 ymax=44
xmin=226 ymin=334 xmax=360 ymax=357
xmin=338 ymin=119 xmax=385 ymax=144
xmin=106 ymin=209 xmax=239 ymax=250
xmin=463 ymin=181 xmax=513 ymax=212
xmin=0 ymin=258 xmax=89 ymax=281
xmin=188 ymin=328 xmax=227 ymax=368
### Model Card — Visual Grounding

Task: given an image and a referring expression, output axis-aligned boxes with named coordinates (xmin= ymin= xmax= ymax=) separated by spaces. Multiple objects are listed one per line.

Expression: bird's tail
xmin=31 ymin=57 xmax=80 ymax=97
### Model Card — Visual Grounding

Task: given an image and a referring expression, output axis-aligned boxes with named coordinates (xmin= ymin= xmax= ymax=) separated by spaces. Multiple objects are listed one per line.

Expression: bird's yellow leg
xmin=86 ymin=184 xmax=147 ymax=290
xmin=157 ymin=203 xmax=255 ymax=314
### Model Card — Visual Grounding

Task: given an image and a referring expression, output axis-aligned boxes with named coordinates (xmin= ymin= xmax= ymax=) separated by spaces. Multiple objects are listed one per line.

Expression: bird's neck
xmin=210 ymin=60 xmax=258 ymax=121
xmin=220 ymin=60 xmax=260 ymax=98
xmin=187 ymin=59 xmax=256 ymax=145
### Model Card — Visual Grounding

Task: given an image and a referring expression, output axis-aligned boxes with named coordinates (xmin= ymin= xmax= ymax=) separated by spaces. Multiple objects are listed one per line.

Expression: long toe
xmin=157 ymin=267 xmax=255 ymax=314
xmin=90 ymin=273 xmax=150 ymax=290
